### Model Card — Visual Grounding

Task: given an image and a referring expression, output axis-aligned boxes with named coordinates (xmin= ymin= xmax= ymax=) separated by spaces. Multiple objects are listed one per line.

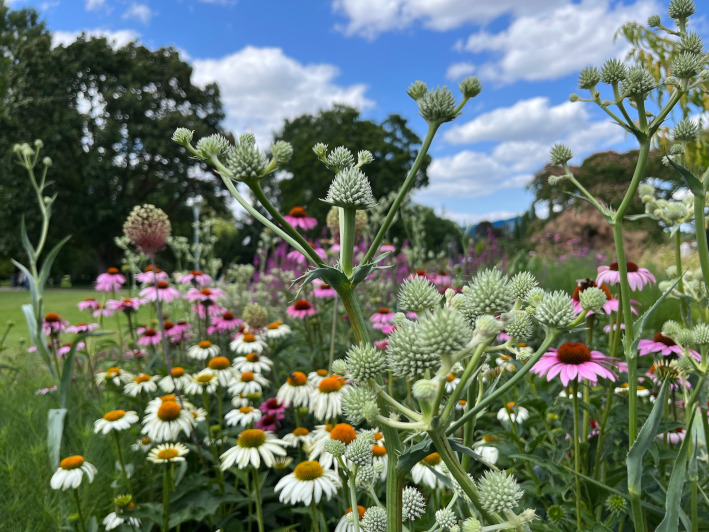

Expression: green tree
xmin=0 ymin=4 xmax=227 ymax=279
xmin=274 ymin=105 xmax=430 ymax=226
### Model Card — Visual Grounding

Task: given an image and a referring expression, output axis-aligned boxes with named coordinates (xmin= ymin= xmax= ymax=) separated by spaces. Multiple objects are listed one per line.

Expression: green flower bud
xmin=460 ymin=268 xmax=513 ymax=326
xmin=579 ymin=286 xmax=608 ymax=312
xmin=398 ymin=277 xmax=442 ymax=313
xmin=675 ymin=328 xmax=695 ymax=346
xmin=412 ymin=378 xmax=439 ymax=401
xmin=547 ymin=505 xmax=564 ymax=522
xmin=673 ymin=117 xmax=699 ymax=141
xmin=621 ymin=66 xmax=656 ymax=96
xmin=461 ymin=518 xmax=481 ymax=532
xmin=240 ymin=132 xmax=256 ymax=146
xmin=323 ymin=167 xmax=376 ymax=210
xmin=418 ymin=86 xmax=457 ymax=124
xmin=313 ymin=142 xmax=328 ymax=159
xmin=341 ymin=385 xmax=380 ymax=425
xmin=662 ymin=320 xmax=682 ymax=338
xmin=42 ymin=157 xmax=52 ymax=167
xmin=356 ymin=465 xmax=377 ymax=488
xmin=668 ymin=0 xmax=696 ymax=21
xmin=476 ymin=470 xmax=524 ymax=514
xmin=458 ymin=76 xmax=482 ymax=99
xmin=535 ymin=290 xmax=574 ymax=328
xmin=638 ymin=183 xmax=655 ymax=197
xmin=664 ymin=202 xmax=689 ymax=222
xmin=225 ymin=143 xmax=268 ymax=181
xmin=323 ymin=439 xmax=346 ymax=457
xmin=550 ymin=143 xmax=573 ymax=166
xmin=525 ymin=287 xmax=546 ymax=308
xmin=417 ymin=307 xmax=472 ymax=355
xmin=402 ymin=486 xmax=426 ymax=521
xmin=331 ymin=359 xmax=348 ymax=375
xmin=670 ymin=143 xmax=686 ymax=156
xmin=474 ymin=314 xmax=504 ymax=340
xmin=647 ymin=14 xmax=662 ymax=27
xmin=361 ymin=506 xmax=387 ymax=532
xmin=548 ymin=174 xmax=565 ymax=186
xmin=34 ymin=139 xmax=43 ymax=149
xmin=344 ymin=436 xmax=374 ymax=467
xmin=675 ymin=355 xmax=695 ymax=372
xmin=270 ymin=141 xmax=293 ymax=166
xmin=357 ymin=150 xmax=374 ymax=166
xmin=172 ymin=128 xmax=194 ymax=146
xmin=671 ymin=52 xmax=700 ymax=79
xmin=578 ymin=66 xmax=601 ymax=90
xmin=435 ymin=508 xmax=457 ymax=530
xmin=569 ymin=93 xmax=579 ymax=102
xmin=506 ymin=311 xmax=533 ymax=341
xmin=601 ymin=58 xmax=627 ymax=84
xmin=692 ymin=322 xmax=709 ymax=345
xmin=407 ymin=80 xmax=428 ymax=101
xmin=605 ymin=494 xmax=627 ymax=516
xmin=196 ymin=133 xmax=230 ymax=159
xmin=345 ymin=343 xmax=388 ymax=383
xmin=326 ymin=146 xmax=355 ymax=172
xmin=387 ymin=321 xmax=440 ymax=378
xmin=680 ymin=32 xmax=703 ymax=55
xmin=509 ymin=271 xmax=538 ymax=300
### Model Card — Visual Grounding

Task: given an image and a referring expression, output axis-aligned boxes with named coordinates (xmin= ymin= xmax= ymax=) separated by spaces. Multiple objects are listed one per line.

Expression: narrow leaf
xmin=38 ymin=235 xmax=71 ymax=289
xmin=666 ymin=156 xmax=704 ymax=195
xmin=19 ymin=217 xmax=35 ymax=262
xmin=47 ymin=408 xmax=67 ymax=470
xmin=629 ymin=277 xmax=681 ymax=352
xmin=21 ymin=304 xmax=56 ymax=379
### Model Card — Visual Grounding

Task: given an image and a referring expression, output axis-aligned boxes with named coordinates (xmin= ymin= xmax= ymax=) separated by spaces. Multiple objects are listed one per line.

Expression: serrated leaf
xmin=666 ymin=156 xmax=704 ymax=195
xmin=291 ymin=266 xmax=349 ymax=297
xmin=396 ymin=438 xmax=434 ymax=474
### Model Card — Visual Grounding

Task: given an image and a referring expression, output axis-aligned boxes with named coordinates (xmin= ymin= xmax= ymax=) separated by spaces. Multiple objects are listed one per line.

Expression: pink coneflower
xmin=255 ymin=413 xmax=281 ymax=432
xmin=185 ymin=287 xmax=226 ymax=304
xmin=287 ymin=244 xmax=328 ymax=265
xmin=57 ymin=342 xmax=85 ymax=358
xmin=95 ymin=267 xmax=126 ymax=292
xmin=284 ymin=206 xmax=318 ymax=230
xmin=596 ymin=262 xmax=655 ymax=291
xmin=66 ymin=323 xmax=99 ymax=334
xmin=209 ymin=312 xmax=243 ymax=334
xmin=287 ymin=299 xmax=318 ymax=319
xmin=125 ymin=348 xmax=147 ymax=359
xmin=370 ymin=308 xmax=395 ymax=330
xmin=43 ymin=313 xmax=68 ymax=336
xmin=192 ymin=303 xmax=228 ymax=320
xmin=135 ymin=266 xmax=170 ymax=284
xmin=313 ymin=281 xmax=337 ymax=299
xmin=531 ymin=342 xmax=623 ymax=386
xmin=92 ymin=304 xmax=115 ymax=318
xmin=78 ymin=298 xmax=100 ymax=311
xmin=107 ymin=297 xmax=143 ymax=313
xmin=646 ymin=360 xmax=690 ymax=391
xmin=380 ymin=243 xmax=396 ymax=253
xmin=140 ymin=281 xmax=180 ymax=303
xmin=166 ymin=319 xmax=192 ymax=342
xmin=657 ymin=427 xmax=686 ymax=444
xmin=138 ymin=328 xmax=162 ymax=346
xmin=639 ymin=332 xmax=701 ymax=360
xmin=432 ymin=270 xmax=452 ymax=286
xmin=178 ymin=270 xmax=213 ymax=286
xmin=260 ymin=398 xmax=288 ymax=418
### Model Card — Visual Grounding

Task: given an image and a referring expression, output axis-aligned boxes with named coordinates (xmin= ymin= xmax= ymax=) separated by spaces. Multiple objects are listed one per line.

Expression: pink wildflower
xmin=638 ymin=333 xmax=700 ymax=360
xmin=287 ymin=299 xmax=318 ymax=319
xmin=178 ymin=270 xmax=213 ymax=286
xmin=596 ymin=262 xmax=655 ymax=291
xmin=531 ymin=342 xmax=623 ymax=386
xmin=95 ymin=267 xmax=126 ymax=292
xmin=78 ymin=298 xmax=100 ymax=311
xmin=137 ymin=328 xmax=162 ymax=346
xmin=139 ymin=281 xmax=180 ymax=303
xmin=284 ymin=206 xmax=317 ymax=230
xmin=370 ymin=307 xmax=395 ymax=330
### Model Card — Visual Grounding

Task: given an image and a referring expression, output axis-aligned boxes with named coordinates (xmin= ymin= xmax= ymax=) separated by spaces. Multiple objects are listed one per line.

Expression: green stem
xmin=362 ymin=124 xmax=439 ymax=265
xmin=310 ymin=499 xmax=320 ymax=532
xmin=340 ymin=207 xmax=356 ymax=277
xmin=114 ymin=431 xmax=129 ymax=488
xmin=328 ymin=299 xmax=339 ymax=373
xmin=692 ymin=187 xmax=709 ymax=294
xmin=592 ymin=387 xmax=614 ymax=481
xmin=348 ymin=466 xmax=361 ymax=532
xmin=572 ymin=379 xmax=583 ymax=531
xmin=439 ymin=342 xmax=487 ymax=425
xmin=253 ymin=469 xmax=265 ymax=532
xmin=674 ymin=229 xmax=691 ymax=327
xmin=73 ymin=490 xmax=87 ymax=532
xmin=162 ymin=465 xmax=171 ymax=532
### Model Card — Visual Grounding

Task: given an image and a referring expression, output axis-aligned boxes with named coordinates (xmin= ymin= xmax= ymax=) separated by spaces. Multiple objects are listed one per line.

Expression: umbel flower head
xmin=123 ymin=204 xmax=171 ymax=255
xmin=476 ymin=470 xmax=524 ymax=514
xmin=323 ymin=167 xmax=376 ymax=210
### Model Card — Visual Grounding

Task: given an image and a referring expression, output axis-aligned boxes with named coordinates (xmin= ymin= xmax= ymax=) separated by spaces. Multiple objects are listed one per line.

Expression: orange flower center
xmin=653 ymin=332 xmax=676 ymax=346
xmin=198 ymin=340 xmax=212 ymax=349
xmin=45 ymin=312 xmax=61 ymax=322
xmin=609 ymin=261 xmax=639 ymax=272
xmin=201 ymin=288 xmax=212 ymax=296
xmin=190 ymin=270 xmax=203 ymax=276
xmin=372 ymin=445 xmax=387 ymax=457
xmin=239 ymin=406 xmax=254 ymax=414
xmin=240 ymin=371 xmax=255 ymax=382
xmin=107 ymin=367 xmax=121 ymax=377
xmin=163 ymin=321 xmax=174 ymax=330
xmin=506 ymin=401 xmax=516 ymax=411
xmin=157 ymin=281 xmax=169 ymax=289
xmin=107 ymin=267 xmax=120 ymax=274
xmin=293 ymin=427 xmax=310 ymax=437
xmin=197 ymin=374 xmax=214 ymax=384
xmin=346 ymin=506 xmax=367 ymax=519
xmin=157 ymin=448 xmax=179 ymax=460
xmin=482 ymin=435 xmax=499 ymax=443
xmin=161 ymin=394 xmax=177 ymax=402
xmin=458 ymin=400 xmax=467 ymax=406
xmin=294 ymin=461 xmax=324 ymax=481
xmin=242 ymin=333 xmax=256 ymax=343
xmin=143 ymin=329 xmax=157 ymax=337
xmin=103 ymin=409 xmax=126 ymax=421
xmin=238 ymin=429 xmax=266 ymax=448
xmin=209 ymin=356 xmax=231 ymax=370
xmin=377 ymin=307 xmax=390 ymax=314
xmin=267 ymin=321 xmax=283 ymax=329
xmin=556 ymin=343 xmax=592 ymax=365
xmin=246 ymin=353 xmax=260 ymax=362
xmin=171 ymin=367 xmax=185 ymax=377
xmin=318 ymin=376 xmax=345 ymax=393
xmin=447 ymin=374 xmax=456 ymax=382
xmin=329 ymin=423 xmax=357 ymax=444
xmin=316 ymin=369 xmax=328 ymax=377
xmin=223 ymin=312 xmax=235 ymax=320
xmin=293 ymin=299 xmax=312 ymax=311
xmin=373 ymin=432 xmax=383 ymax=441
xmin=134 ymin=373 xmax=151 ymax=383
xmin=288 ymin=206 xmax=308 ymax=218
xmin=60 ymin=455 xmax=84 ymax=469
xmin=287 ymin=371 xmax=307 ymax=386
xmin=423 ymin=452 xmax=441 ymax=466
xmin=157 ymin=401 xmax=182 ymax=421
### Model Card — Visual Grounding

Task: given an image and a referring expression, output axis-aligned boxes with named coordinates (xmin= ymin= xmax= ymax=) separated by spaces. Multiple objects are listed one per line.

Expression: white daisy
xmin=307 ymin=369 xmax=330 ymax=386
xmin=558 ymin=389 xmax=583 ymax=399
xmin=228 ymin=371 xmax=269 ymax=396
xmin=131 ymin=437 xmax=153 ymax=453
xmin=455 ymin=399 xmax=467 ymax=411
xmin=614 ymin=382 xmax=651 ymax=397
xmin=190 ymin=407 xmax=208 ymax=424
xmin=335 ymin=506 xmax=365 ymax=532
xmin=93 ymin=409 xmax=139 ymax=435
xmin=207 ymin=356 xmax=237 ymax=386
xmin=309 ymin=375 xmax=345 ymax=421
xmin=225 ymin=406 xmax=262 ymax=427
xmin=444 ymin=373 xmax=461 ymax=393
xmin=187 ymin=340 xmax=220 ymax=361
xmin=102 ymin=494 xmax=140 ymax=531
xmin=275 ymin=460 xmax=341 ymax=506
xmin=95 ymin=367 xmax=133 ymax=388
xmin=141 ymin=399 xmax=195 ymax=442
xmin=147 ymin=442 xmax=189 ymax=464
xmin=50 ymin=455 xmax=97 ymax=490
xmin=230 ymin=332 xmax=267 ymax=355
xmin=123 ymin=373 xmax=158 ymax=397
xmin=232 ymin=352 xmax=274 ymax=373
xmin=282 ymin=427 xmax=314 ymax=448
xmin=144 ymin=394 xmax=195 ymax=415
xmin=158 ymin=367 xmax=192 ymax=392
xmin=496 ymin=402 xmax=529 ymax=424
xmin=263 ymin=320 xmax=292 ymax=339
xmin=473 ymin=436 xmax=500 ymax=465
xmin=276 ymin=371 xmax=313 ymax=408
xmin=220 ymin=429 xmax=287 ymax=470
xmin=184 ymin=369 xmax=219 ymax=395
xmin=411 ymin=452 xmax=445 ymax=489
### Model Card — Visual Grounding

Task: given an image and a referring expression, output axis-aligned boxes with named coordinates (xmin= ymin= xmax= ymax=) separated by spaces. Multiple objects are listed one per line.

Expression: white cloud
xmin=197 ymin=0 xmax=237 ymax=4
xmin=457 ymin=0 xmax=658 ymax=84
xmin=444 ymin=97 xmax=588 ymax=145
xmin=332 ymin=0 xmax=566 ymax=39
xmin=85 ymin=0 xmax=105 ymax=10
xmin=442 ymin=209 xmax=521 ymax=226
xmin=52 ymin=28 xmax=140 ymax=49
xmin=446 ymin=62 xmax=475 ymax=80
xmin=122 ymin=2 xmax=153 ymax=24
xmin=192 ymin=46 xmax=374 ymax=143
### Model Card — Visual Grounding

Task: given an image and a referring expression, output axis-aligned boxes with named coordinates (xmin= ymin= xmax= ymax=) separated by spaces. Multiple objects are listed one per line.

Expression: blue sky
xmin=7 ymin=0 xmax=706 ymax=225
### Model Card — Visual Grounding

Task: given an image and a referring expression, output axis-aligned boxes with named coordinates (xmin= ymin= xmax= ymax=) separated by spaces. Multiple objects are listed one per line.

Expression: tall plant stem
xmin=348 ymin=466 xmax=361 ymax=532
xmin=340 ymin=208 xmax=356 ymax=277
xmin=162 ymin=465 xmax=172 ymax=532
xmin=253 ymin=469 xmax=265 ymax=532
xmin=328 ymin=300 xmax=339 ymax=373
xmin=572 ymin=379 xmax=583 ymax=531
xmin=73 ymin=490 xmax=87 ymax=532
xmin=114 ymin=431 xmax=130 ymax=488
xmin=674 ymin=229 xmax=691 ymax=326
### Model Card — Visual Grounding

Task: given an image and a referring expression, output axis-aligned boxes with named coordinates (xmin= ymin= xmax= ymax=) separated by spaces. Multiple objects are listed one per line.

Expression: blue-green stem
xmin=253 ymin=468 xmax=265 ymax=532
xmin=438 ymin=342 xmax=488 ymax=426
xmin=339 ymin=208 xmax=356 ymax=277
xmin=572 ymin=379 xmax=583 ymax=531
xmin=348 ymin=465 xmax=361 ymax=532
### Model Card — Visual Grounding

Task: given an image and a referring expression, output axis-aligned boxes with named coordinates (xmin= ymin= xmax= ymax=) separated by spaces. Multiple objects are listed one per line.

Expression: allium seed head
xmin=243 ymin=303 xmax=268 ymax=329
xmin=123 ymin=204 xmax=171 ymax=255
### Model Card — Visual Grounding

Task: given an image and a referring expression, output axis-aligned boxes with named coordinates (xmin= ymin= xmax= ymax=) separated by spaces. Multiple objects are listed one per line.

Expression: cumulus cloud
xmin=457 ymin=0 xmax=658 ymax=84
xmin=85 ymin=0 xmax=106 ymax=10
xmin=192 ymin=46 xmax=374 ymax=143
xmin=52 ymin=28 xmax=141 ymax=49
xmin=442 ymin=209 xmax=521 ymax=226
xmin=446 ymin=62 xmax=475 ymax=80
xmin=332 ymin=0 xmax=566 ymax=39
xmin=122 ymin=3 xmax=153 ymax=24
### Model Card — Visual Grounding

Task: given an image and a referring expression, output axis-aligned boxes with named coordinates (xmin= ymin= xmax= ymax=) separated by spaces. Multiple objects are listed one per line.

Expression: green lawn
xmin=0 ymin=288 xmax=130 ymax=351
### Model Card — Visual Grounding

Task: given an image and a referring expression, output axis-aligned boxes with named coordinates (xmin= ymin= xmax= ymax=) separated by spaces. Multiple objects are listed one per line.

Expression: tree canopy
xmin=0 ymin=4 xmax=227 ymax=279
